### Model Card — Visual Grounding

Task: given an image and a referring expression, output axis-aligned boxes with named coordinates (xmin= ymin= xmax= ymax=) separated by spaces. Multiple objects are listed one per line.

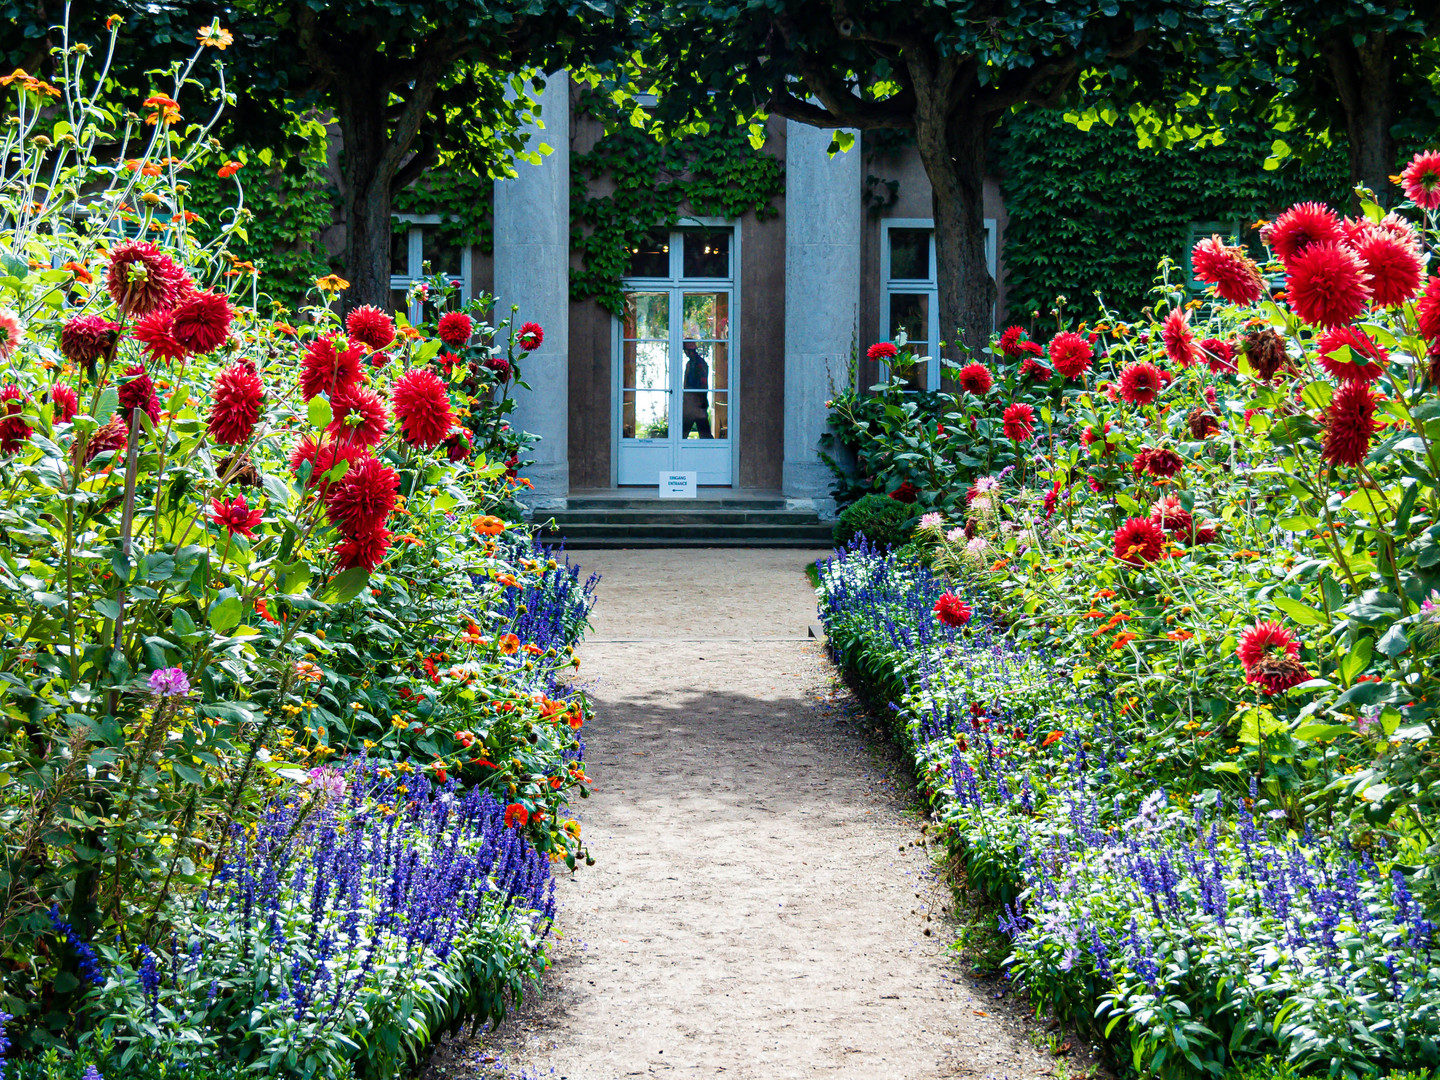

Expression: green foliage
xmin=184 ymin=120 xmax=339 ymax=312
xmin=833 ymin=493 xmax=915 ymax=550
xmin=11 ymin=1043 xmax=251 ymax=1080
xmin=570 ymin=89 xmax=784 ymax=313
xmin=993 ymin=110 xmax=1348 ymax=321
xmin=393 ymin=167 xmax=494 ymax=255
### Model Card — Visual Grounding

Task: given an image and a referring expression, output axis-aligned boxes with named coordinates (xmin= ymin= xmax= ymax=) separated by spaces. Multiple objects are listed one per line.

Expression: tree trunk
xmin=335 ymin=86 xmax=399 ymax=312
xmin=913 ymin=94 xmax=996 ymax=360
xmin=1322 ymin=31 xmax=1397 ymax=203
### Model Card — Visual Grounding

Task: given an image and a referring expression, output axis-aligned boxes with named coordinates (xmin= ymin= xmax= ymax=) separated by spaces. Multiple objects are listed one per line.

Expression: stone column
xmin=783 ymin=121 xmax=860 ymax=519
xmin=494 ymin=71 xmax=570 ymax=509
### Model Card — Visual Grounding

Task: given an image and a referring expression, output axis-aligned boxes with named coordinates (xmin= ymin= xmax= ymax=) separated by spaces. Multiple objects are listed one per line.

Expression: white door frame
xmin=610 ymin=217 xmax=741 ymax=487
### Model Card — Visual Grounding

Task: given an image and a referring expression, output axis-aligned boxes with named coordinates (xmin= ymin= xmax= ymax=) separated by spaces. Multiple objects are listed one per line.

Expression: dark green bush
xmin=833 ymin=493 xmax=915 ymax=550
xmin=11 ymin=1047 xmax=252 ymax=1080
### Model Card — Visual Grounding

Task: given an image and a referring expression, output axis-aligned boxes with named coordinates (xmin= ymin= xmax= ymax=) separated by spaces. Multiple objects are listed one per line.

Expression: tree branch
xmin=393 ymin=137 xmax=439 ymax=191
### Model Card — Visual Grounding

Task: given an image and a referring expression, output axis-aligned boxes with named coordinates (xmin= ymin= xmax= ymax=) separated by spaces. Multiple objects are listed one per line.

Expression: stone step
xmin=564 ymin=496 xmax=791 ymax=512
xmin=542 ymin=509 xmax=822 ymax=527
xmin=539 ymin=520 xmax=834 ymax=548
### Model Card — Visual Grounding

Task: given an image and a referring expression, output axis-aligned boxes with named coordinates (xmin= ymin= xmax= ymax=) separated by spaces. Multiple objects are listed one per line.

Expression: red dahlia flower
xmin=1354 ymin=231 xmax=1422 ymax=307
xmin=51 ymin=383 xmax=79 ymax=425
xmin=867 ymin=342 xmax=898 ymax=361
xmin=1237 ymin=620 xmax=1311 ymax=695
xmin=1080 ymin=422 xmax=1114 ymax=455
xmin=1322 ymin=381 xmax=1376 ymax=467
xmin=1316 ymin=326 xmax=1387 ymax=383
xmin=1286 ymin=242 xmax=1372 ymax=328
xmin=132 ymin=310 xmax=189 ymax=365
xmin=1150 ymin=494 xmax=1193 ymax=540
xmin=210 ymin=495 xmax=263 ymax=539
xmin=60 ymin=315 xmax=118 ymax=365
xmin=106 ymin=240 xmax=185 ymax=316
xmin=82 ymin=416 xmax=128 ymax=464
xmin=118 ymin=364 xmax=161 ymax=424
xmin=208 ymin=362 xmax=264 ymax=445
xmin=328 ymin=386 xmax=390 ymax=449
xmin=1002 ymin=402 xmax=1035 ymax=441
xmin=392 ymin=368 xmax=454 ymax=448
xmin=518 ymin=321 xmax=544 ymax=351
xmin=1401 ymin=150 xmax=1440 ymax=210
xmin=1048 ymin=331 xmax=1092 ymax=379
xmin=1199 ymin=337 xmax=1236 ymax=375
xmin=334 ymin=526 xmax=392 ymax=572
xmin=1265 ymin=202 xmax=1344 ymax=264
xmin=957 ymin=363 xmax=992 ymax=395
xmin=1191 ymin=235 xmax=1265 ymax=305
xmin=443 ymin=429 xmax=472 ymax=462
xmin=170 ymin=290 xmax=232 ymax=354
xmin=1118 ymin=362 xmax=1162 ymax=405
xmin=345 ymin=305 xmax=396 ymax=350
xmin=484 ymin=355 xmax=512 ymax=382
xmin=0 ymin=385 xmax=33 ymax=454
xmin=933 ymin=592 xmax=972 ymax=627
xmin=998 ymin=325 xmax=1027 ymax=356
xmin=436 ymin=311 xmax=473 ymax=348
xmin=1417 ymin=276 xmax=1440 ymax=341
xmin=1161 ymin=309 xmax=1197 ymax=368
xmin=888 ymin=481 xmax=919 ymax=503
xmin=1019 ymin=356 xmax=1052 ymax=380
xmin=1113 ymin=517 xmax=1166 ymax=565
xmin=289 ymin=436 xmax=368 ymax=489
xmin=324 ymin=453 xmax=398 ymax=538
xmin=1133 ymin=446 xmax=1184 ymax=478
xmin=1193 ymin=521 xmax=1219 ymax=544
xmin=300 ymin=335 xmax=365 ymax=401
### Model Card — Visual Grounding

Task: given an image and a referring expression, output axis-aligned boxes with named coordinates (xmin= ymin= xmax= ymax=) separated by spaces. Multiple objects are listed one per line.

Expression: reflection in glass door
xmin=616 ymin=227 xmax=735 ymax=486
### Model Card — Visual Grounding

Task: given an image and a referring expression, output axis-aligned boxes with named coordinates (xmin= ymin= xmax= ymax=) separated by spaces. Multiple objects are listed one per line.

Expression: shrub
xmin=833 ymin=493 xmax=915 ymax=549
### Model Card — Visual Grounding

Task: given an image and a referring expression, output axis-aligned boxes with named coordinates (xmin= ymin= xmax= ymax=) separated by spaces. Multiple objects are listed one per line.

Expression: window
xmin=390 ymin=215 xmax=472 ymax=323
xmin=879 ymin=218 xmax=997 ymax=391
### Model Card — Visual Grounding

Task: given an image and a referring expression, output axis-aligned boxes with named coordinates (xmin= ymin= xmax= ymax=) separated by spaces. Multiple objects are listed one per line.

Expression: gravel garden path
xmin=438 ymin=549 xmax=1062 ymax=1080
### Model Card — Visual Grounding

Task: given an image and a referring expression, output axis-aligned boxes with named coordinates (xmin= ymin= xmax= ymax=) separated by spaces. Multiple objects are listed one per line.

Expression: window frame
xmin=389 ymin=213 xmax=473 ymax=324
xmin=878 ymin=217 xmax=997 ymax=391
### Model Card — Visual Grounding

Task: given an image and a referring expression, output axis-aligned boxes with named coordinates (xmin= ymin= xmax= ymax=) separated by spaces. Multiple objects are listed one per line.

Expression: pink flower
xmin=0 ymin=307 xmax=24 ymax=360
xmin=1401 ymin=150 xmax=1440 ymax=210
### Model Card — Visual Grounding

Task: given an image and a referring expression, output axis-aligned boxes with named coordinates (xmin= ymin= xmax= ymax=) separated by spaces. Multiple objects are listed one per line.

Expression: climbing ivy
xmin=570 ymin=90 xmax=785 ymax=313
xmin=991 ymin=110 xmax=1349 ymax=323
xmin=392 ymin=169 xmax=494 ymax=254
xmin=184 ymin=118 xmax=339 ymax=312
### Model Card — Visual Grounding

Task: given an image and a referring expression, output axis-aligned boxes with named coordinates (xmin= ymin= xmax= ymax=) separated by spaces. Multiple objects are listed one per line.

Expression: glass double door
xmin=618 ymin=288 xmax=732 ymax=485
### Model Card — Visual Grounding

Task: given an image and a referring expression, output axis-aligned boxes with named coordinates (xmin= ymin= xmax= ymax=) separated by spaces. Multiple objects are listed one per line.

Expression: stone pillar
xmin=494 ymin=71 xmax=569 ymax=509
xmin=783 ymin=121 xmax=860 ymax=519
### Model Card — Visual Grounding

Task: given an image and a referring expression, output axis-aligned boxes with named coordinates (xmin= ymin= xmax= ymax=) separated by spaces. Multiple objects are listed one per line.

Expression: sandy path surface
xmin=431 ymin=549 xmax=1061 ymax=1080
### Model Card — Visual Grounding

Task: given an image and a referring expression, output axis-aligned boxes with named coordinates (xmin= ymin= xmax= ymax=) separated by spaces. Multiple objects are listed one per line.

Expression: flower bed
xmin=0 ymin=22 xmax=595 ymax=1077
xmin=819 ymin=546 xmax=1438 ymax=1076
xmin=818 ymin=158 xmax=1440 ymax=1078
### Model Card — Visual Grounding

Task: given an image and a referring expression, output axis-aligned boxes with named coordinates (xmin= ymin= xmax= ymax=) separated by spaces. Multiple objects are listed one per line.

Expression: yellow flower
xmin=314 ymin=274 xmax=350 ymax=293
xmin=197 ymin=22 xmax=233 ymax=49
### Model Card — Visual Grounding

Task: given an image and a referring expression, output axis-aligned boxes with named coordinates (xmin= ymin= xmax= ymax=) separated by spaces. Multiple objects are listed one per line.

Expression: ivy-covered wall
xmin=990 ymin=110 xmax=1349 ymax=323
xmin=184 ymin=122 xmax=340 ymax=313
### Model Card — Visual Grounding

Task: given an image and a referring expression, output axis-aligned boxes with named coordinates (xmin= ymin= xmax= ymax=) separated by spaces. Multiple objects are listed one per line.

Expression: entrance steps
xmin=534 ymin=491 xmax=835 ymax=549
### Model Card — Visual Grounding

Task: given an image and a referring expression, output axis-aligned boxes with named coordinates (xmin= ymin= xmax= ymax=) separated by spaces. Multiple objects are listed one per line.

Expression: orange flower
xmin=1082 ymin=610 xmax=1106 ymax=619
xmin=1041 ymin=730 xmax=1064 ymax=748
xmin=499 ymin=633 xmax=521 ymax=656
xmin=496 ymin=573 xmax=519 ymax=588
xmin=1166 ymin=629 xmax=1193 ymax=642
xmin=255 ymin=597 xmax=282 ymax=624
xmin=1112 ymin=632 xmax=1138 ymax=649
xmin=1094 ymin=588 xmax=1116 ymax=600
xmin=217 ymin=160 xmax=243 ymax=179
xmin=62 ymin=261 xmax=93 ymax=284
xmin=473 ymin=515 xmax=505 ymax=536
xmin=523 ymin=643 xmax=543 ymax=655
xmin=399 ymin=326 xmax=423 ymax=341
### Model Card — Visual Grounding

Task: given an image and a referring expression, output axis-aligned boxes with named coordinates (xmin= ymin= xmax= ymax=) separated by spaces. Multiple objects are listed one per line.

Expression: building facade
xmin=415 ymin=74 xmax=1008 ymax=516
